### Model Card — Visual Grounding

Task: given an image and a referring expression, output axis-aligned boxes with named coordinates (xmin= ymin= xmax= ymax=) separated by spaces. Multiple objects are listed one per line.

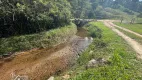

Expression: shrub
xmin=84 ymin=23 xmax=102 ymax=38
xmin=93 ymin=39 xmax=107 ymax=48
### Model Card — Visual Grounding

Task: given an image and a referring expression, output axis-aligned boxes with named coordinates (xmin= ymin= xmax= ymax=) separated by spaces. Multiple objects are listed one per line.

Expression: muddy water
xmin=76 ymin=27 xmax=88 ymax=37
xmin=0 ymin=28 xmax=93 ymax=80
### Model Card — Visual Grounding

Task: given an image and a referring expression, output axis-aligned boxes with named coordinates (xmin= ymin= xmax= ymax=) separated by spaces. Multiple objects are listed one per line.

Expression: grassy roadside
xmin=116 ymin=27 xmax=142 ymax=45
xmin=114 ymin=22 xmax=142 ymax=35
xmin=55 ymin=22 xmax=142 ymax=80
xmin=0 ymin=23 xmax=77 ymax=55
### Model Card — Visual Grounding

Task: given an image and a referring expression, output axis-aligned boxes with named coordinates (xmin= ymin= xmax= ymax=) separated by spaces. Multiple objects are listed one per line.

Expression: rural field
xmin=55 ymin=21 xmax=142 ymax=80
xmin=0 ymin=0 xmax=142 ymax=80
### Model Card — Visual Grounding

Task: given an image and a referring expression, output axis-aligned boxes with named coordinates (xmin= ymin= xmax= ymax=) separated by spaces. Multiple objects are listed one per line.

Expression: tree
xmin=68 ymin=0 xmax=92 ymax=18
xmin=137 ymin=13 xmax=142 ymax=18
xmin=68 ymin=0 xmax=101 ymax=19
xmin=0 ymin=0 xmax=72 ymax=38
xmin=137 ymin=2 xmax=142 ymax=12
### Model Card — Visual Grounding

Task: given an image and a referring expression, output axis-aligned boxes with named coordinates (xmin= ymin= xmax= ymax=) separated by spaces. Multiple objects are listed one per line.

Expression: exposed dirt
xmin=0 ymin=29 xmax=92 ymax=80
xmin=109 ymin=22 xmax=142 ymax=38
xmin=102 ymin=20 xmax=142 ymax=59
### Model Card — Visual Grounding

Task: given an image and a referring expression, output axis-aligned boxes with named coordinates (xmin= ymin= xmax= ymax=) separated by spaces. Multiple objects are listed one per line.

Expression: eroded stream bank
xmin=0 ymin=27 xmax=93 ymax=80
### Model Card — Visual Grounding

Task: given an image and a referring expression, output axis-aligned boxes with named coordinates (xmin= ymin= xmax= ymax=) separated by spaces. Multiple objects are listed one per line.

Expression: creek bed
xmin=0 ymin=28 xmax=93 ymax=80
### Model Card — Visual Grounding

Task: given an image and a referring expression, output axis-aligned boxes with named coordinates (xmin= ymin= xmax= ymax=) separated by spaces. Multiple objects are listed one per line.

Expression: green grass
xmin=96 ymin=7 xmax=137 ymax=20
xmin=136 ymin=18 xmax=142 ymax=23
xmin=114 ymin=22 xmax=142 ymax=35
xmin=116 ymin=27 xmax=142 ymax=45
xmin=0 ymin=23 xmax=77 ymax=55
xmin=55 ymin=22 xmax=142 ymax=80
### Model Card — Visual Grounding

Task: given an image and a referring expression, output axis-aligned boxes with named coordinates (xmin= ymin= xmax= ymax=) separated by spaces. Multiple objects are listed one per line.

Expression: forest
xmin=0 ymin=0 xmax=142 ymax=38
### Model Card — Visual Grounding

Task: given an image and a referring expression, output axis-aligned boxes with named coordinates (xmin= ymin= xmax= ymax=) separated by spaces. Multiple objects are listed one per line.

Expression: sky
xmin=113 ymin=0 xmax=142 ymax=1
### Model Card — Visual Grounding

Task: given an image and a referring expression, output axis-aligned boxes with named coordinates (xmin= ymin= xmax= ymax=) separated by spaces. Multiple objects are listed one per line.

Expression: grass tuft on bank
xmin=0 ymin=23 xmax=77 ymax=55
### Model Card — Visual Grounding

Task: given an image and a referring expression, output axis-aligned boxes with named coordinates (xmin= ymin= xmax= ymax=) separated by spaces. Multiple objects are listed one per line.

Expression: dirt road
xmin=109 ymin=22 xmax=142 ymax=38
xmin=102 ymin=20 xmax=142 ymax=59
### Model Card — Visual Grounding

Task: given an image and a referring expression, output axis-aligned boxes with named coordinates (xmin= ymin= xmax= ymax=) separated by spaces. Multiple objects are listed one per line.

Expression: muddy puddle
xmin=0 ymin=28 xmax=93 ymax=80
xmin=76 ymin=27 xmax=88 ymax=37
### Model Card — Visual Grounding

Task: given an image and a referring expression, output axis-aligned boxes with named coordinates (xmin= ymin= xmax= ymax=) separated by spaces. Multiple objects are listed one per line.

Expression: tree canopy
xmin=0 ymin=0 xmax=142 ymax=38
xmin=0 ymin=0 xmax=71 ymax=38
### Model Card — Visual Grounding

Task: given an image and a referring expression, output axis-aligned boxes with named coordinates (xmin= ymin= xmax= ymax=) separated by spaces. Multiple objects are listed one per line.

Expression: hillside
xmin=0 ymin=0 xmax=142 ymax=80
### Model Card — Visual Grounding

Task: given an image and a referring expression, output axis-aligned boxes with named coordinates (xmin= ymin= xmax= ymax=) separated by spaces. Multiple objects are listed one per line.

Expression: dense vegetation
xmin=112 ymin=0 xmax=142 ymax=13
xmin=0 ymin=0 xmax=72 ymax=38
xmin=69 ymin=0 xmax=142 ymax=18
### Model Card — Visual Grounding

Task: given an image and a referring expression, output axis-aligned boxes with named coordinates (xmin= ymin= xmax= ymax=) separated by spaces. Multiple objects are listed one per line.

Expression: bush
xmin=93 ymin=39 xmax=107 ymax=48
xmin=84 ymin=23 xmax=102 ymax=38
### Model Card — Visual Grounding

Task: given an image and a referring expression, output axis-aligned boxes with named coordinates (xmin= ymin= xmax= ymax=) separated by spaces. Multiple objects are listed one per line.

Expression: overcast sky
xmin=113 ymin=0 xmax=142 ymax=1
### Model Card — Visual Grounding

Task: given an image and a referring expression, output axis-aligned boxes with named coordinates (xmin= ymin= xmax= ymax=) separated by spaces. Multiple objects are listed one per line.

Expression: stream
xmin=0 ymin=27 xmax=93 ymax=80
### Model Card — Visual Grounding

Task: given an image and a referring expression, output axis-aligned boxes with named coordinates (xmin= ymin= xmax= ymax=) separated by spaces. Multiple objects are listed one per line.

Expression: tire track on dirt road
xmin=109 ymin=22 xmax=142 ymax=38
xmin=102 ymin=20 xmax=142 ymax=59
